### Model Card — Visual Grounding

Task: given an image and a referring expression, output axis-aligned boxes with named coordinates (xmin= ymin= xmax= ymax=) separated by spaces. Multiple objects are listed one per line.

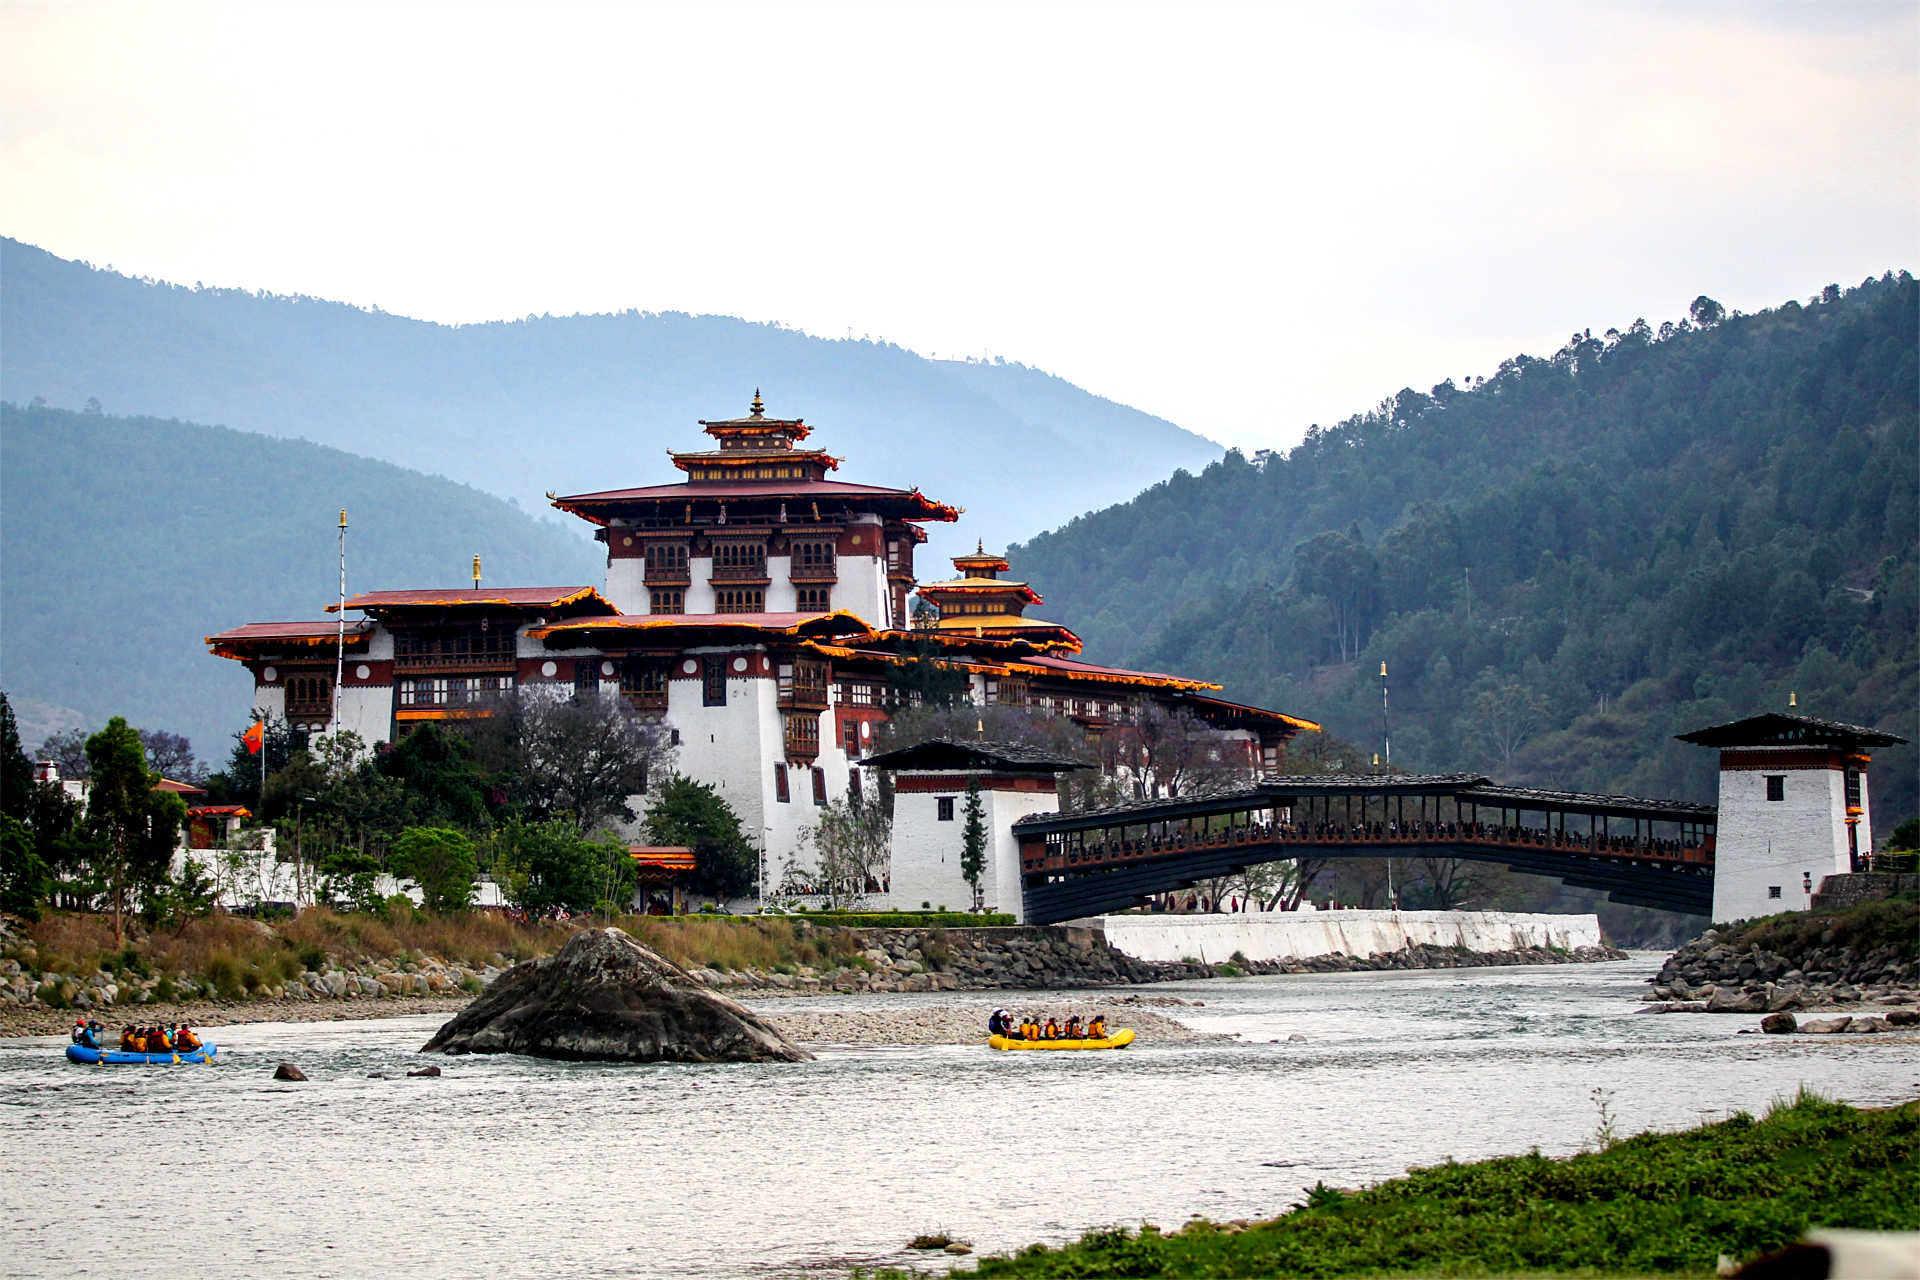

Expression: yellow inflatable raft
xmin=988 ymin=1028 xmax=1134 ymax=1051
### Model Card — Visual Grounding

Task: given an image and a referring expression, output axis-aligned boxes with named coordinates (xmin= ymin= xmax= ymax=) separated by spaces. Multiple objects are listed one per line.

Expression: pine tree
xmin=959 ymin=774 xmax=988 ymax=911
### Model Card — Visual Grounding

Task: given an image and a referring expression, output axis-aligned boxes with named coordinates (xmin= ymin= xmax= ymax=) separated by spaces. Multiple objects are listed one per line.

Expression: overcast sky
xmin=3 ymin=0 xmax=1914 ymax=452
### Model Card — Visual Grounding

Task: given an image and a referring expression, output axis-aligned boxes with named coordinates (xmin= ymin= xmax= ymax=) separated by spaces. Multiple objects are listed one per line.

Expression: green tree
xmin=0 ymin=813 xmax=52 ymax=918
xmin=464 ymin=689 xmax=674 ymax=832
xmin=487 ymin=817 xmax=634 ymax=914
xmin=0 ymin=693 xmax=35 ymax=820
xmin=959 ymin=774 xmax=988 ymax=910
xmin=388 ymin=826 xmax=478 ymax=913
xmin=884 ymin=638 xmax=971 ymax=711
xmin=82 ymin=717 xmax=188 ymax=945
xmin=644 ymin=776 xmax=757 ymax=900
xmin=378 ymin=725 xmax=490 ymax=829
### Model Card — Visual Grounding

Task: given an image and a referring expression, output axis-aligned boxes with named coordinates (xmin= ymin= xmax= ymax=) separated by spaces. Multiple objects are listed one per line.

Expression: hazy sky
xmin=3 ymin=0 xmax=1914 ymax=452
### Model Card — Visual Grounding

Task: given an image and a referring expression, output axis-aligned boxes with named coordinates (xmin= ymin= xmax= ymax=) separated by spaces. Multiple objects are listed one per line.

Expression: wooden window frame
xmin=811 ymin=767 xmax=828 ymax=806
xmin=775 ymin=763 xmax=790 ymax=804
xmin=702 ymin=656 xmax=727 ymax=707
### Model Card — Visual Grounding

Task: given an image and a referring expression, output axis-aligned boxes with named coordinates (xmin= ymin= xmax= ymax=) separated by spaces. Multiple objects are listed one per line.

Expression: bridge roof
xmin=1457 ymin=783 xmax=1716 ymax=822
xmin=1013 ymin=772 xmax=1715 ymax=835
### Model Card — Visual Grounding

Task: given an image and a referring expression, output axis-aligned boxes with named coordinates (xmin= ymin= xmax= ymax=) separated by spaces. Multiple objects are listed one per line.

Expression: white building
xmin=206 ymin=395 xmax=1319 ymax=896
xmin=1676 ymin=711 xmax=1907 ymax=923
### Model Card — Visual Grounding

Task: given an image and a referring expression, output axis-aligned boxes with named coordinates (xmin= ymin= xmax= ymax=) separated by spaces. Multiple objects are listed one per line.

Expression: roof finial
xmin=750 ymin=388 xmax=764 ymax=417
xmin=976 ymin=539 xmax=984 ymax=554
xmin=1789 ymin=690 xmax=1797 ymax=708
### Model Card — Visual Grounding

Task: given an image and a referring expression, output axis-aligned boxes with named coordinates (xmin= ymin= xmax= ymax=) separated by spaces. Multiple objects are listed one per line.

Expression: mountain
xmin=0 ymin=238 xmax=1221 ymax=566
xmin=1011 ymin=275 xmax=1919 ymax=836
xmin=0 ymin=403 xmax=603 ymax=761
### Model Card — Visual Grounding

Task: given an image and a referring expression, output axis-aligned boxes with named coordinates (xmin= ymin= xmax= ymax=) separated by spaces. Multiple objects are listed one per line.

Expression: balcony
xmin=788 ymin=561 xmax=838 ymax=584
xmin=285 ymin=696 xmax=333 ymax=720
xmin=711 ymin=562 xmax=771 ymax=584
xmin=777 ymin=665 xmax=831 ymax=712
xmin=623 ymin=687 xmax=669 ymax=715
xmin=643 ymin=563 xmax=691 ymax=586
xmin=783 ymin=714 xmax=821 ymax=761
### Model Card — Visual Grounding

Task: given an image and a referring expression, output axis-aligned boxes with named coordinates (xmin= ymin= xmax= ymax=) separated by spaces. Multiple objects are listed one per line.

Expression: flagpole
xmin=333 ymin=509 xmax=348 ymax=733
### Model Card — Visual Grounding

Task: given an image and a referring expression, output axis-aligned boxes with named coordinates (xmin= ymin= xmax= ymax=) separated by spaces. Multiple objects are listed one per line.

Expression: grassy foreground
xmin=874 ymin=1094 xmax=1918 ymax=1278
xmin=5 ymin=908 xmax=887 ymax=1006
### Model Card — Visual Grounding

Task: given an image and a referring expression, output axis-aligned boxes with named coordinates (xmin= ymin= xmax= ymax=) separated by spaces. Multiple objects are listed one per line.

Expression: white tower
xmin=1677 ymin=712 xmax=1907 ymax=923
xmin=858 ymin=738 xmax=1084 ymax=921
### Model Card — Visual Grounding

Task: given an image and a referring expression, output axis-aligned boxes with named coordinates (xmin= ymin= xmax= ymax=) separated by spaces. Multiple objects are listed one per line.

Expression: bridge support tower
xmin=1677 ymin=713 xmax=1906 ymax=924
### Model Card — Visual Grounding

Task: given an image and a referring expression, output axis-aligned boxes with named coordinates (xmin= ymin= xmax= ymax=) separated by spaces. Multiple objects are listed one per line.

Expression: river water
xmin=4 ymin=957 xmax=1916 ymax=1279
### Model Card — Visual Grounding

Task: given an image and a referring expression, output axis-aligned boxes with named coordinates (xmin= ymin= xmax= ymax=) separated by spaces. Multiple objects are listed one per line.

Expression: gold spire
xmin=750 ymin=388 xmax=764 ymax=417
xmin=1789 ymin=691 xmax=1797 ymax=708
xmin=471 ymin=554 xmax=482 ymax=588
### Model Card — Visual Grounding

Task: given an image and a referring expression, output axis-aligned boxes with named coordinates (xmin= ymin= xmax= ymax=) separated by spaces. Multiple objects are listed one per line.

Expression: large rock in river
xmin=419 ymin=927 xmax=811 ymax=1063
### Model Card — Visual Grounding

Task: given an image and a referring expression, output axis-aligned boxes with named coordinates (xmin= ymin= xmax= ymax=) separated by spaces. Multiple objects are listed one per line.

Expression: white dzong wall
xmin=1710 ymin=748 xmax=1861 ymax=923
xmin=886 ymin=771 xmax=1058 ymax=921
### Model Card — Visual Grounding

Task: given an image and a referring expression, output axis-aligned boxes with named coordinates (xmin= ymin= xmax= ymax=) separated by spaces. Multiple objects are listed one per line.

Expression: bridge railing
xmin=1024 ymin=821 xmax=1711 ymax=875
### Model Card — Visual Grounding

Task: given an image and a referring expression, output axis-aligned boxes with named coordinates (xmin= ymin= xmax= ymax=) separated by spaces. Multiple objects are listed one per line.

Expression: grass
xmin=8 ymin=907 xmax=878 ymax=1000
xmin=1732 ymin=897 xmax=1918 ymax=959
xmin=858 ymin=1094 xmax=1919 ymax=1278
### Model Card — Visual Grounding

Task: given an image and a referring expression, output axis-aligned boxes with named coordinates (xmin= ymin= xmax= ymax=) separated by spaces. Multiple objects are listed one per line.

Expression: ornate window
xmin=775 ymin=762 xmax=790 ymax=803
xmin=620 ymin=660 xmax=669 ymax=713
xmin=702 ymin=656 xmax=727 ymax=707
xmin=937 ymin=797 xmax=955 ymax=821
xmin=811 ymin=767 xmax=828 ymax=806
xmin=650 ymin=588 xmax=685 ymax=615
xmin=285 ymin=673 xmax=332 ymax=719
xmin=795 ymin=586 xmax=830 ymax=612
xmin=715 ymin=587 xmax=765 ymax=614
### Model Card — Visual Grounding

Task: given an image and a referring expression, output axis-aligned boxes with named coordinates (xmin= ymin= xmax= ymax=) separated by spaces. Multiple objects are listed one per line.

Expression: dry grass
xmin=10 ymin=908 xmax=868 ymax=1000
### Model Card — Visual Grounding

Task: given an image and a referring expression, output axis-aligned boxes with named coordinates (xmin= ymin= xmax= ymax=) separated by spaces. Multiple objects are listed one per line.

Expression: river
xmin=3 ymin=957 xmax=1916 ymax=1278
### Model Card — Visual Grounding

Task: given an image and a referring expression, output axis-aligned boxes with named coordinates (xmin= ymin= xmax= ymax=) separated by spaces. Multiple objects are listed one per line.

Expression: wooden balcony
xmin=710 ymin=563 xmax=771 ymax=584
xmin=285 ymin=697 xmax=332 ymax=720
xmin=783 ymin=716 xmax=820 ymax=761
xmin=788 ymin=562 xmax=838 ymax=584
xmin=643 ymin=564 xmax=691 ymax=586
xmin=623 ymin=688 xmax=669 ymax=715
xmin=777 ymin=662 xmax=831 ymax=712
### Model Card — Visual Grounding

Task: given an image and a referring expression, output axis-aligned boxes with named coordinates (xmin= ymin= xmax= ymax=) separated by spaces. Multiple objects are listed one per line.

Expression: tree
xmin=388 ymin=826 xmax=478 ymax=913
xmin=1095 ymin=704 xmax=1241 ymax=801
xmin=959 ymin=774 xmax=987 ymax=910
xmin=81 ymin=717 xmax=188 ymax=945
xmin=1462 ymin=675 xmax=1553 ymax=769
xmin=203 ymin=713 xmax=300 ymax=806
xmin=487 ymin=817 xmax=634 ymax=915
xmin=1688 ymin=295 xmax=1726 ymax=327
xmin=807 ymin=786 xmax=892 ymax=908
xmin=1292 ymin=528 xmax=1381 ymax=661
xmin=466 ymin=688 xmax=674 ymax=832
xmin=644 ymin=776 xmax=757 ymax=900
xmin=0 ymin=814 xmax=52 ymax=919
xmin=140 ymin=729 xmax=200 ymax=783
xmin=883 ymin=638 xmax=971 ymax=711
xmin=376 ymin=724 xmax=490 ymax=829
xmin=36 ymin=728 xmax=91 ymax=780
xmin=0 ymin=693 xmax=35 ymax=821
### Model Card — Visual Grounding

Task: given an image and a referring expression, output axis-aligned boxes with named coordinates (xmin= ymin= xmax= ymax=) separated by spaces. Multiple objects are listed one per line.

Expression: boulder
xmin=273 ymin=1063 xmax=308 ymax=1081
xmin=1799 ymin=1017 xmax=1852 ymax=1034
xmin=1885 ymin=1009 xmax=1919 ymax=1027
xmin=1760 ymin=1012 xmax=1798 ymax=1035
xmin=419 ymin=927 xmax=811 ymax=1063
xmin=407 ymin=1065 xmax=442 ymax=1077
xmin=1845 ymin=1017 xmax=1889 ymax=1034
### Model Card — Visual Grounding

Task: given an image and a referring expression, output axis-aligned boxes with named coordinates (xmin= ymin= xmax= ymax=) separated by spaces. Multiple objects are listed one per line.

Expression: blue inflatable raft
xmin=66 ymin=1042 xmax=217 ymax=1065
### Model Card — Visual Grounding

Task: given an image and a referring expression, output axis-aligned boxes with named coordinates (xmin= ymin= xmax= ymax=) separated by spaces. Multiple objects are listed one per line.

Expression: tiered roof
xmin=915 ymin=544 xmax=1077 ymax=646
xmin=550 ymin=393 xmax=960 ymax=528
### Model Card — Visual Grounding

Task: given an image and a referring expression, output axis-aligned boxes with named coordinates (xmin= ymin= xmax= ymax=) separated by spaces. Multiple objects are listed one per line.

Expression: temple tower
xmin=858 ymin=738 xmax=1084 ymax=921
xmin=1676 ymin=712 xmax=1907 ymax=922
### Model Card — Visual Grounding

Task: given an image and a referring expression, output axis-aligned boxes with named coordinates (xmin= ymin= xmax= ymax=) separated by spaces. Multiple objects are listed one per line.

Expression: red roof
xmin=330 ymin=586 xmax=614 ymax=613
xmin=551 ymin=479 xmax=960 ymax=524
xmin=208 ymin=620 xmax=372 ymax=642
xmin=1019 ymin=654 xmax=1214 ymax=688
xmin=529 ymin=609 xmax=875 ymax=641
xmin=155 ymin=777 xmax=209 ymax=796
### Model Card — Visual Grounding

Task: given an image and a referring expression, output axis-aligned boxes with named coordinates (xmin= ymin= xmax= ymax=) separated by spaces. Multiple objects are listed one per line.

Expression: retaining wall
xmin=1090 ymin=910 xmax=1603 ymax=964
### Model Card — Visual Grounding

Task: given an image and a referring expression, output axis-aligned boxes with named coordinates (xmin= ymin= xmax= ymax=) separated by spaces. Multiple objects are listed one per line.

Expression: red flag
xmin=242 ymin=721 xmax=264 ymax=755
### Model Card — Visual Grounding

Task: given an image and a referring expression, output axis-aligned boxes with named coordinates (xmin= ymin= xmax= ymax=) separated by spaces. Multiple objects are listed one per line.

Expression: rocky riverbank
xmin=1640 ymin=899 xmax=1919 ymax=1015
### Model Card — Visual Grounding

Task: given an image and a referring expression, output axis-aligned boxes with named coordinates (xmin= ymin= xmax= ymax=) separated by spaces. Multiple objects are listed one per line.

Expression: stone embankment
xmin=0 ymin=952 xmax=503 ymax=1011
xmin=1641 ymin=922 xmax=1919 ymax=1016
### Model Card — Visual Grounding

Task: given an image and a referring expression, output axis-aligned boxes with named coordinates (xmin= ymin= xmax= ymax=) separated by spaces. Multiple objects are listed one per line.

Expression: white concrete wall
xmin=685 ymin=555 xmax=717 ymax=614
xmin=334 ymin=681 xmax=391 ymax=745
xmin=889 ymin=788 xmax=969 ymax=914
xmin=886 ymin=778 xmax=1058 ymax=920
xmin=1713 ymin=759 xmax=1850 ymax=923
xmin=1094 ymin=910 xmax=1604 ymax=964
xmin=605 ymin=550 xmax=646 ymax=614
xmin=837 ymin=515 xmax=890 ymax=625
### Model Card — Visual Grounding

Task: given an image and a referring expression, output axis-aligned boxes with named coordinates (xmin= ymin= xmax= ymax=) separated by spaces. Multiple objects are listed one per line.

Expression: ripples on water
xmin=4 ymin=958 xmax=1916 ymax=1278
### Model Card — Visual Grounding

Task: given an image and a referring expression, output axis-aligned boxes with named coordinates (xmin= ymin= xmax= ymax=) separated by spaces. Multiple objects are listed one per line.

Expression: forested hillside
xmin=1014 ymin=275 xmax=1918 ymax=834
xmin=0 ymin=239 xmax=1220 ymax=564
xmin=0 ymin=403 xmax=602 ymax=759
